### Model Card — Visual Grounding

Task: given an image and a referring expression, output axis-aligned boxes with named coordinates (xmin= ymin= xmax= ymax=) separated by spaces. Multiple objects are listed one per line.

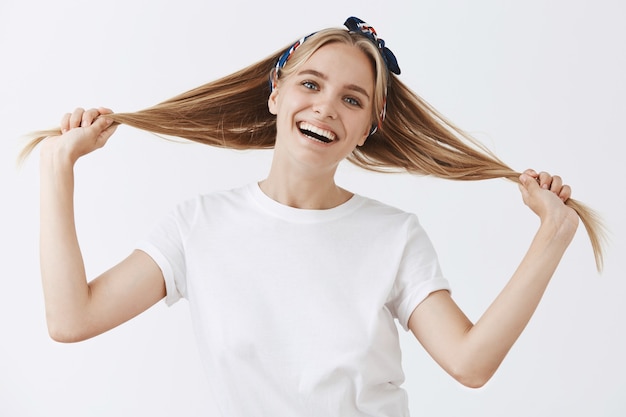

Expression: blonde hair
xmin=19 ymin=28 xmax=607 ymax=271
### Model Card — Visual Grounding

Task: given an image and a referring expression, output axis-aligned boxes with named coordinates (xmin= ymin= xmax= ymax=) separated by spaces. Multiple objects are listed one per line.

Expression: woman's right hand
xmin=41 ymin=107 xmax=117 ymax=163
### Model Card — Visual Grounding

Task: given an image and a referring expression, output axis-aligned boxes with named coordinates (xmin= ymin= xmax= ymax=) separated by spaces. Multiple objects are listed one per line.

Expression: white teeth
xmin=298 ymin=122 xmax=336 ymax=141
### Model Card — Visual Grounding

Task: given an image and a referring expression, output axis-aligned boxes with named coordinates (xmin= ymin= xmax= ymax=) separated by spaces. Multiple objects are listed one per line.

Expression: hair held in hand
xmin=19 ymin=28 xmax=607 ymax=271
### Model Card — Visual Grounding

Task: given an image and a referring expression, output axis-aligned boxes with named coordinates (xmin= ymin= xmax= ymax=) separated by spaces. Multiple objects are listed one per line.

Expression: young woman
xmin=28 ymin=17 xmax=603 ymax=417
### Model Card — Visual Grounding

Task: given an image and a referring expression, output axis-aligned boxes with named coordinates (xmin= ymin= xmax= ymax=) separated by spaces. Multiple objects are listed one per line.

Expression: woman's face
xmin=268 ymin=42 xmax=375 ymax=174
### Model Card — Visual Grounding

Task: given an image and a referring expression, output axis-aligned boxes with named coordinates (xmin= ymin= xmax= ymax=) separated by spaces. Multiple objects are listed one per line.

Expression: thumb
xmin=518 ymin=172 xmax=541 ymax=202
xmin=91 ymin=115 xmax=114 ymax=132
xmin=84 ymin=116 xmax=117 ymax=149
xmin=93 ymin=116 xmax=116 ymax=138
xmin=519 ymin=172 xmax=541 ymax=191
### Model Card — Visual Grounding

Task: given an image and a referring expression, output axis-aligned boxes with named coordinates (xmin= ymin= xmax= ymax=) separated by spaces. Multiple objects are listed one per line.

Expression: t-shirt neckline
xmin=247 ymin=182 xmax=365 ymax=224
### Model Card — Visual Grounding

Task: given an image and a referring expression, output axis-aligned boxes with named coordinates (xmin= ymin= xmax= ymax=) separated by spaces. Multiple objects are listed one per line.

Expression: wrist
xmin=538 ymin=209 xmax=579 ymax=246
xmin=39 ymin=137 xmax=78 ymax=170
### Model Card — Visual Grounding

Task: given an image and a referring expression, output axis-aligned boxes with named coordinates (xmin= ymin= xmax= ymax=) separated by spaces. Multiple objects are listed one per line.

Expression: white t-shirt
xmin=137 ymin=183 xmax=450 ymax=417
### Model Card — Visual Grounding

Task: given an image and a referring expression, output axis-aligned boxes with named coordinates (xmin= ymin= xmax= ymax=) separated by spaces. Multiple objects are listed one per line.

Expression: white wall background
xmin=1 ymin=0 xmax=624 ymax=416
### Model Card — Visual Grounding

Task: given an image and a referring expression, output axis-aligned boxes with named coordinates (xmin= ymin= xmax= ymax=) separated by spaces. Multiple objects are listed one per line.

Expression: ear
xmin=357 ymin=132 xmax=368 ymax=147
xmin=357 ymin=124 xmax=373 ymax=146
xmin=268 ymin=87 xmax=279 ymax=115
xmin=267 ymin=69 xmax=280 ymax=115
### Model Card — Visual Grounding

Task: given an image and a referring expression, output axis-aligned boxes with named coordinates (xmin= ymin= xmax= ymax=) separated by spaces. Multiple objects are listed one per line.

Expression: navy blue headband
xmin=343 ymin=16 xmax=400 ymax=75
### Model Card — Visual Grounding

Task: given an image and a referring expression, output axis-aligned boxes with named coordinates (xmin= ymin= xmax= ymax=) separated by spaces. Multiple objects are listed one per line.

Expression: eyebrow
xmin=297 ymin=69 xmax=371 ymax=100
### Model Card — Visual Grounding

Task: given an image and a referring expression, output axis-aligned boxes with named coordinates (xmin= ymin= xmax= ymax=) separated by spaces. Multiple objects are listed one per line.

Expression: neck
xmin=259 ymin=165 xmax=352 ymax=210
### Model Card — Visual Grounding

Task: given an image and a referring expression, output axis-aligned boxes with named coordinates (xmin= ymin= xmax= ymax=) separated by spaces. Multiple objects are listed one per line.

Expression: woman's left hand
xmin=518 ymin=169 xmax=579 ymax=236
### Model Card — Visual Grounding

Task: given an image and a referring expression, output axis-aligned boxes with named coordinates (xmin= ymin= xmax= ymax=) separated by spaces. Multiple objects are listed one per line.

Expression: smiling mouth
xmin=298 ymin=122 xmax=336 ymax=143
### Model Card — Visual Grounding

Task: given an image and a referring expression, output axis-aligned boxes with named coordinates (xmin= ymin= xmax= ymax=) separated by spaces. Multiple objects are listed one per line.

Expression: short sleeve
xmin=386 ymin=215 xmax=451 ymax=331
xmin=135 ymin=203 xmax=191 ymax=306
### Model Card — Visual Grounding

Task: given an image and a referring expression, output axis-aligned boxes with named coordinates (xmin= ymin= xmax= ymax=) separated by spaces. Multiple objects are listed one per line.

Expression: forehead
xmin=298 ymin=43 xmax=375 ymax=92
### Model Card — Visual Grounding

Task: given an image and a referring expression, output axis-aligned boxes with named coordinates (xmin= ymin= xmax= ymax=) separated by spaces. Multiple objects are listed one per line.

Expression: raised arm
xmin=39 ymin=107 xmax=166 ymax=343
xmin=409 ymin=169 xmax=579 ymax=388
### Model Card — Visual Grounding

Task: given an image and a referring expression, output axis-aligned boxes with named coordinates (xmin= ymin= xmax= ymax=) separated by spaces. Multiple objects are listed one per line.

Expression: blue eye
xmin=302 ymin=81 xmax=318 ymax=90
xmin=344 ymin=97 xmax=361 ymax=107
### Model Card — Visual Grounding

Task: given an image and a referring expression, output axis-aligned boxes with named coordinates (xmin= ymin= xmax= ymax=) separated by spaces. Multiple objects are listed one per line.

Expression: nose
xmin=312 ymin=93 xmax=337 ymax=120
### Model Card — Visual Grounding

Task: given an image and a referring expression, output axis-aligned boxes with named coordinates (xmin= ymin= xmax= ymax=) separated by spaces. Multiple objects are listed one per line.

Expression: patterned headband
xmin=343 ymin=16 xmax=400 ymax=76
xmin=270 ymin=16 xmax=401 ymax=135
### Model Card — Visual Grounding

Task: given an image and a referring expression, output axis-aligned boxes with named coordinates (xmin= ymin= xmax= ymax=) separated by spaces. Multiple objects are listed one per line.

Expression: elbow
xmin=48 ymin=326 xmax=83 ymax=343
xmin=46 ymin=318 xmax=90 ymax=343
xmin=455 ymin=373 xmax=491 ymax=389
xmin=449 ymin=364 xmax=496 ymax=389
xmin=442 ymin=346 xmax=502 ymax=389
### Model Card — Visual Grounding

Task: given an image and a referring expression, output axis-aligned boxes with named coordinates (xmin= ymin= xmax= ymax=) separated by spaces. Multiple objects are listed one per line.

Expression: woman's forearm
xmin=39 ymin=148 xmax=91 ymax=341
xmin=461 ymin=216 xmax=577 ymax=384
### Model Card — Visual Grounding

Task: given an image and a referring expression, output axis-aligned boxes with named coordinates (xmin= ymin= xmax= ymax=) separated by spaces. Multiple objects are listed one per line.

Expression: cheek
xmin=271 ymin=89 xmax=308 ymax=117
xmin=359 ymin=113 xmax=374 ymax=136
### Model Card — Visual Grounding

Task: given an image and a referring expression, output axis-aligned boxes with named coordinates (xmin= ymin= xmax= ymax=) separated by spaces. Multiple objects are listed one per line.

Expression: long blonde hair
xmin=19 ymin=27 xmax=607 ymax=271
